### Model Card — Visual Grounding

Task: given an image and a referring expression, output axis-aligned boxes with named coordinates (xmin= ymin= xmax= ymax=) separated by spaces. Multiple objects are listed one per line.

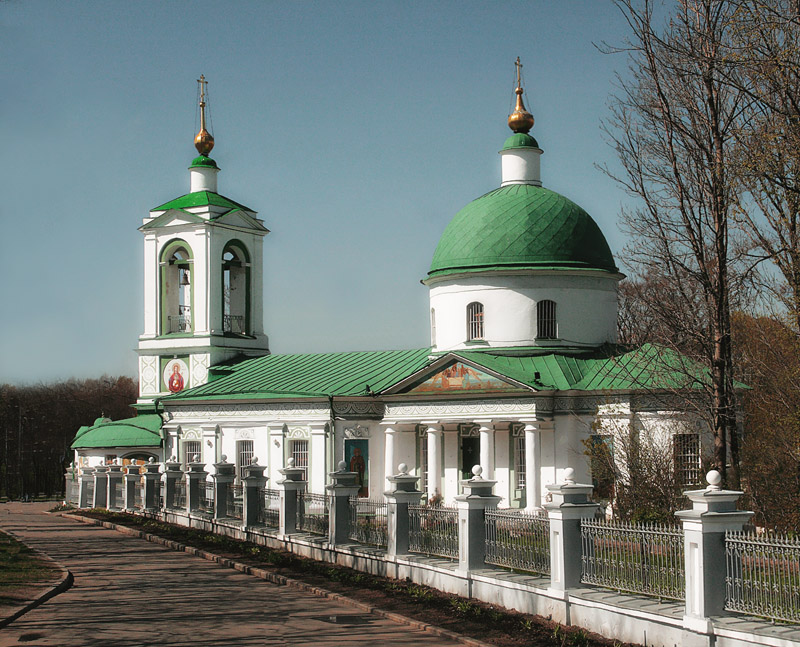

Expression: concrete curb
xmin=0 ymin=529 xmax=74 ymax=629
xmin=65 ymin=513 xmax=492 ymax=647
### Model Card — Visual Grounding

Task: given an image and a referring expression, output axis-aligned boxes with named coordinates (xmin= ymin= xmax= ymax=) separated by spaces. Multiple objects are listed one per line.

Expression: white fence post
xmin=327 ymin=461 xmax=360 ymax=546
xmin=212 ymin=456 xmax=235 ymax=519
xmin=186 ymin=456 xmax=208 ymax=514
xmin=455 ymin=465 xmax=500 ymax=573
xmin=93 ymin=464 xmax=109 ymax=508
xmin=675 ymin=470 xmax=753 ymax=634
xmin=142 ymin=458 xmax=162 ymax=510
xmin=106 ymin=461 xmax=123 ymax=509
xmin=277 ymin=458 xmax=306 ymax=536
xmin=544 ymin=467 xmax=599 ymax=593
xmin=123 ymin=464 xmax=139 ymax=511
xmin=385 ymin=463 xmax=423 ymax=557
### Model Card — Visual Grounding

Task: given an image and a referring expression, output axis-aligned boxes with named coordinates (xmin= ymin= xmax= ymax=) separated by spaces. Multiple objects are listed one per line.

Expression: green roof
xmin=501 ymin=133 xmax=539 ymax=150
xmin=152 ymin=191 xmax=253 ymax=213
xmin=428 ymin=184 xmax=618 ymax=279
xmin=71 ymin=414 xmax=163 ymax=449
xmin=162 ymin=348 xmax=434 ymax=401
xmin=189 ymin=155 xmax=219 ymax=169
xmin=159 ymin=344 xmax=714 ymax=404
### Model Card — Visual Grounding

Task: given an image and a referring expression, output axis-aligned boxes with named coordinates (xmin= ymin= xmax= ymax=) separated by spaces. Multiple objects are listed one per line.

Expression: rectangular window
xmin=104 ymin=454 xmax=117 ymax=465
xmin=514 ymin=435 xmax=526 ymax=490
xmin=290 ymin=439 xmax=309 ymax=480
xmin=236 ymin=440 xmax=254 ymax=483
xmin=674 ymin=433 xmax=701 ymax=487
xmin=183 ymin=440 xmax=201 ymax=467
xmin=588 ymin=435 xmax=615 ymax=500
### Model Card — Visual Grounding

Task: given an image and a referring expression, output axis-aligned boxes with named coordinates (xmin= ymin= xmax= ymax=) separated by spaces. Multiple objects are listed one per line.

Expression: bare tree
xmin=727 ymin=1 xmax=800 ymax=330
xmin=603 ymin=0 xmax=747 ymax=485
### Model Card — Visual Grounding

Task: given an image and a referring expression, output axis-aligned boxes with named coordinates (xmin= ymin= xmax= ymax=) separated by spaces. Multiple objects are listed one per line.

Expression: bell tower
xmin=136 ymin=76 xmax=270 ymax=407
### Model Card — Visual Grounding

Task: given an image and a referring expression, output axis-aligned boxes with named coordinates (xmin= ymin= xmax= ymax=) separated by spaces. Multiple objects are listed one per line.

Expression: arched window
xmin=430 ymin=308 xmax=436 ymax=346
xmin=222 ymin=240 xmax=250 ymax=335
xmin=466 ymin=302 xmax=484 ymax=341
xmin=160 ymin=240 xmax=193 ymax=334
xmin=537 ymin=300 xmax=557 ymax=339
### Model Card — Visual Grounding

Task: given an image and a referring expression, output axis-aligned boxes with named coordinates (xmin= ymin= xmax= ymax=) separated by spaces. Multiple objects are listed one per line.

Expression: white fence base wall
xmin=140 ymin=509 xmax=799 ymax=647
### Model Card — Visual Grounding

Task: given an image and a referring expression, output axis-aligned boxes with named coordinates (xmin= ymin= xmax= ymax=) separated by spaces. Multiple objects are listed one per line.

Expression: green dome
xmin=428 ymin=184 xmax=618 ymax=279
xmin=501 ymin=133 xmax=539 ymax=150
xmin=189 ymin=155 xmax=219 ymax=169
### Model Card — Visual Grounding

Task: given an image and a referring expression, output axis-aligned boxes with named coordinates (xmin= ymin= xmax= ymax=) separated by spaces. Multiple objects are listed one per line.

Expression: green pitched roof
xmin=152 ymin=191 xmax=253 ymax=213
xmin=71 ymin=414 xmax=162 ymax=449
xmin=162 ymin=348 xmax=434 ymax=401
xmin=428 ymin=184 xmax=618 ymax=279
xmin=159 ymin=344 xmax=715 ymax=404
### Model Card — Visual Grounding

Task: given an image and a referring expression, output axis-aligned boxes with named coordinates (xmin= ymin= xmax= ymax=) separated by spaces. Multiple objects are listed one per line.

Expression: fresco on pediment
xmin=408 ymin=362 xmax=521 ymax=394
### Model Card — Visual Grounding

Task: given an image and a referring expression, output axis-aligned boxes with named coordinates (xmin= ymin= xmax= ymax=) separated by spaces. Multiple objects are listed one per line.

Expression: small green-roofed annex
xmin=70 ymin=414 xmax=163 ymax=449
xmin=428 ymin=184 xmax=618 ymax=279
xmin=152 ymin=191 xmax=253 ymax=214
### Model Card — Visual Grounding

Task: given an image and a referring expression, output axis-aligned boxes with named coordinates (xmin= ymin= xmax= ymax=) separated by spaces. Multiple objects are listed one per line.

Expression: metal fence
xmin=485 ymin=509 xmax=550 ymax=575
xmin=725 ymin=529 xmax=800 ymax=623
xmin=133 ymin=482 xmax=143 ymax=509
xmin=581 ymin=519 xmax=685 ymax=601
xmin=66 ymin=479 xmax=79 ymax=506
xmin=196 ymin=482 xmax=215 ymax=516
xmin=227 ymin=484 xmax=243 ymax=520
xmin=113 ymin=481 xmax=123 ymax=508
xmin=408 ymin=504 xmax=459 ymax=559
xmin=84 ymin=479 xmax=94 ymax=506
xmin=348 ymin=497 xmax=389 ymax=547
xmin=258 ymin=488 xmax=281 ymax=527
xmin=172 ymin=480 xmax=186 ymax=510
xmin=155 ymin=480 xmax=163 ymax=509
xmin=297 ymin=491 xmax=329 ymax=535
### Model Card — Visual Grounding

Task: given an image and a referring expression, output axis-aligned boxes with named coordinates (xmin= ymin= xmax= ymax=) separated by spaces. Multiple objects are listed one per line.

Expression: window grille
xmin=291 ymin=440 xmax=309 ymax=480
xmin=183 ymin=440 xmax=201 ymax=467
xmin=537 ymin=300 xmax=557 ymax=339
xmin=674 ymin=433 xmax=701 ymax=486
xmin=236 ymin=440 xmax=254 ymax=482
xmin=514 ymin=435 xmax=526 ymax=490
xmin=467 ymin=302 xmax=484 ymax=341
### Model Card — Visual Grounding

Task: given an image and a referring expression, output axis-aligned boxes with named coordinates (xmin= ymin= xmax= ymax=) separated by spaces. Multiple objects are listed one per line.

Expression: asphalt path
xmin=0 ymin=503 xmax=460 ymax=646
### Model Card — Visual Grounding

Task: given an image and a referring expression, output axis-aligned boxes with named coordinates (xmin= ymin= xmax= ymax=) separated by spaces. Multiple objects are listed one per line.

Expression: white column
xmin=384 ymin=427 xmax=396 ymax=490
xmin=478 ymin=425 xmax=494 ymax=480
xmin=426 ymin=426 xmax=442 ymax=500
xmin=524 ymin=423 xmax=540 ymax=511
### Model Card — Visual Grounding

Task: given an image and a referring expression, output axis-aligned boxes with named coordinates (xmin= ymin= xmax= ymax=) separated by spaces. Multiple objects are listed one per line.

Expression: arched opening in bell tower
xmin=222 ymin=240 xmax=250 ymax=335
xmin=160 ymin=239 xmax=194 ymax=335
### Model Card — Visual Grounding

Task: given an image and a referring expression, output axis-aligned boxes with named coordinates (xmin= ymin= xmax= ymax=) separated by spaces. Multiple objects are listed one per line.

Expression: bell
xmin=180 ymin=269 xmax=190 ymax=286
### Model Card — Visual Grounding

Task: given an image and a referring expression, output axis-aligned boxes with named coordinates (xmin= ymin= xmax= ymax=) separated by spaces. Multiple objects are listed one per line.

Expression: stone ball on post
xmin=706 ymin=469 xmax=722 ymax=491
xmin=337 ymin=460 xmax=348 ymax=472
xmin=398 ymin=463 xmax=409 ymax=475
xmin=563 ymin=467 xmax=575 ymax=485
xmin=471 ymin=465 xmax=483 ymax=479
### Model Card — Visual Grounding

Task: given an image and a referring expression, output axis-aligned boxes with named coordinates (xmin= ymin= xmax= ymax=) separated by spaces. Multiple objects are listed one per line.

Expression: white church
xmin=72 ymin=69 xmax=706 ymax=508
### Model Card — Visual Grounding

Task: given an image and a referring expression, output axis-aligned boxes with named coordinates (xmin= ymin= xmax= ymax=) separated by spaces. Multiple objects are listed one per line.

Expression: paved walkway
xmin=0 ymin=503 xmax=460 ymax=646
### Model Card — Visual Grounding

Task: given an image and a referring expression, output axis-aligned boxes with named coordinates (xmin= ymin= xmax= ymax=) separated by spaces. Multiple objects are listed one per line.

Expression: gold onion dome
xmin=508 ymin=87 xmax=534 ymax=134
xmin=507 ymin=57 xmax=534 ymax=134
xmin=195 ymin=127 xmax=214 ymax=156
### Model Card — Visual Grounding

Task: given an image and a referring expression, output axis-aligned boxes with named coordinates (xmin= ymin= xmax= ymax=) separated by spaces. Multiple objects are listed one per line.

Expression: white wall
xmin=428 ymin=270 xmax=620 ymax=352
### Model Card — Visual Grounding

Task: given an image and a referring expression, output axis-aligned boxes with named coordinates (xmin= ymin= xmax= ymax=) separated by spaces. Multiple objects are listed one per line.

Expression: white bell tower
xmin=136 ymin=76 xmax=270 ymax=408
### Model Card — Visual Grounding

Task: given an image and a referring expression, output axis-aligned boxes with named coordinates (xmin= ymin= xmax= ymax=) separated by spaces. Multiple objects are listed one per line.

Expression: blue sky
xmin=0 ymin=1 xmax=635 ymax=384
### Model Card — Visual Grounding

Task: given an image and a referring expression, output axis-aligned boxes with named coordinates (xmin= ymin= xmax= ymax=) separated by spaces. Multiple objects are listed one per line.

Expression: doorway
xmin=461 ymin=436 xmax=480 ymax=480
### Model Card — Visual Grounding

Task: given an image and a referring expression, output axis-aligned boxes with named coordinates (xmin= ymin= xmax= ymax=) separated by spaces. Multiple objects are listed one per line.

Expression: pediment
xmin=212 ymin=208 xmax=269 ymax=232
xmin=384 ymin=354 xmax=533 ymax=396
xmin=140 ymin=209 xmax=204 ymax=230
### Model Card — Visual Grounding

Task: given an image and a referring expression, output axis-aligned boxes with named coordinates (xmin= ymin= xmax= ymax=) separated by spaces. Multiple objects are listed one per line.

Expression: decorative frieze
xmin=234 ymin=428 xmax=255 ymax=440
xmin=332 ymin=400 xmax=384 ymax=417
xmin=191 ymin=354 xmax=209 ymax=387
xmin=385 ymin=398 xmax=539 ymax=420
xmin=285 ymin=425 xmax=310 ymax=440
xmin=165 ymin=402 xmax=331 ymax=420
xmin=343 ymin=423 xmax=371 ymax=439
